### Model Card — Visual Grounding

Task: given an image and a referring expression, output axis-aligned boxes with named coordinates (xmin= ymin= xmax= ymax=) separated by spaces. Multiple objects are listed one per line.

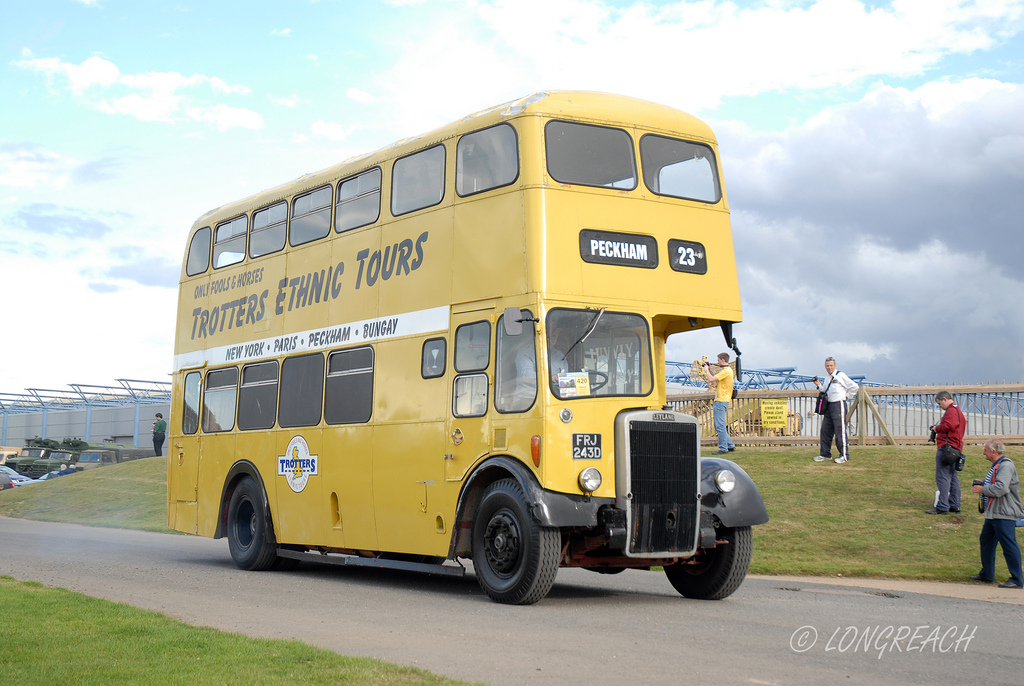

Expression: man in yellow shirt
xmin=705 ymin=352 xmax=735 ymax=455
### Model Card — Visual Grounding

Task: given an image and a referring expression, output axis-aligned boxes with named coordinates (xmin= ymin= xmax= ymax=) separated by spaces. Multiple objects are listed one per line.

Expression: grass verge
xmin=0 ymin=576 xmax=474 ymax=686
xmin=0 ymin=457 xmax=170 ymax=532
xmin=733 ymin=444 xmax=1023 ymax=582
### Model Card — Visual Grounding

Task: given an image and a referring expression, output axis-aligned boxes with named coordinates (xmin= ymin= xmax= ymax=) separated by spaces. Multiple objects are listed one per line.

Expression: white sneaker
xmin=813 ymin=455 xmax=828 ymax=462
xmin=834 ymin=456 xmax=848 ymax=464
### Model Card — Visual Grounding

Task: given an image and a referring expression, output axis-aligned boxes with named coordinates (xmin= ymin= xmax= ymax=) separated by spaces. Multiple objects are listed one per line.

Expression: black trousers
xmin=819 ymin=399 xmax=849 ymax=460
xmin=153 ymin=433 xmax=165 ymax=457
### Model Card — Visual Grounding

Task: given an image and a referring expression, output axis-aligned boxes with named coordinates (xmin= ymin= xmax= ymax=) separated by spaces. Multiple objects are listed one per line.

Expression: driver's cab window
xmin=547 ymin=309 xmax=653 ymax=399
xmin=495 ymin=309 xmax=536 ymax=413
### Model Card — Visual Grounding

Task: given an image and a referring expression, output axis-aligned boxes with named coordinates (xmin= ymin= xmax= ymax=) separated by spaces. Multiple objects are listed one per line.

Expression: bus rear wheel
xmin=226 ymin=477 xmax=279 ymax=571
xmin=664 ymin=525 xmax=752 ymax=600
xmin=472 ymin=479 xmax=560 ymax=605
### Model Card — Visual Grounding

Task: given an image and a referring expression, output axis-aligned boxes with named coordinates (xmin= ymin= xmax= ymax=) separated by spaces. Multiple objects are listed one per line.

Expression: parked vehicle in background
xmin=0 ymin=471 xmax=13 ymax=490
xmin=8 ymin=438 xmax=60 ymax=476
xmin=0 ymin=446 xmax=20 ymax=465
xmin=27 ymin=451 xmax=77 ymax=478
xmin=12 ymin=437 xmax=152 ymax=477
xmin=74 ymin=445 xmax=151 ymax=471
xmin=34 ymin=468 xmax=74 ymax=482
xmin=0 ymin=465 xmax=34 ymax=486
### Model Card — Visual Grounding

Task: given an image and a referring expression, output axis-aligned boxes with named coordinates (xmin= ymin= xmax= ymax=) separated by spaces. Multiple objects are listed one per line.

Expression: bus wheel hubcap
xmin=484 ymin=511 xmax=521 ymax=576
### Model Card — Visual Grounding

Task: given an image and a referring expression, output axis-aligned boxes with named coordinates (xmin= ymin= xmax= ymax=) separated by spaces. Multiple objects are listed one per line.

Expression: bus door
xmin=372 ymin=336 xmax=449 ymax=556
xmin=445 ymin=309 xmax=494 ymax=483
xmin=169 ymin=370 xmax=203 ymax=534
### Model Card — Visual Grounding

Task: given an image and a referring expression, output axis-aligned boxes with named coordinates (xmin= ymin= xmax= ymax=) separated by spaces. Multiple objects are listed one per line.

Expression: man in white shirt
xmin=812 ymin=356 xmax=859 ymax=464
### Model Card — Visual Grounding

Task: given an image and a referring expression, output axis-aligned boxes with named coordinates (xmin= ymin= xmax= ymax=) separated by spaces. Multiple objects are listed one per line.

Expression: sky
xmin=1 ymin=0 xmax=1023 ymax=395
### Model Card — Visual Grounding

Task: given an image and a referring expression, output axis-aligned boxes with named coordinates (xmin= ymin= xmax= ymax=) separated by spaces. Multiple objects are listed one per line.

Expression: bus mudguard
xmin=458 ymin=455 xmax=614 ymax=529
xmin=213 ymin=460 xmax=270 ymax=539
xmin=699 ymin=456 xmax=769 ymax=528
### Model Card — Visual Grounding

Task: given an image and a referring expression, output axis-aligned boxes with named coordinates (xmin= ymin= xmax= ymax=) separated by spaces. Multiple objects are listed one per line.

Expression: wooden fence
xmin=666 ymin=384 xmax=1024 ymax=447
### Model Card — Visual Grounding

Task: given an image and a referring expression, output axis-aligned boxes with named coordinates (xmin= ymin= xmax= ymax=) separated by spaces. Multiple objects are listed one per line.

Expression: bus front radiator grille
xmin=627 ymin=421 xmax=698 ymax=555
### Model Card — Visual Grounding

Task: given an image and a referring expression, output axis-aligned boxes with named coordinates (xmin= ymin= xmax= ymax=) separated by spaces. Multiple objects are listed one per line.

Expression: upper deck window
xmin=250 ymin=201 xmax=287 ymax=258
xmin=640 ymin=134 xmax=721 ymax=203
xmin=213 ymin=216 xmax=247 ymax=269
xmin=392 ymin=145 xmax=445 ymax=216
xmin=336 ymin=168 xmax=381 ymax=233
xmin=291 ymin=185 xmax=332 ymax=247
xmin=186 ymin=227 xmax=211 ymax=276
xmin=456 ymin=123 xmax=519 ymax=197
xmin=545 ymin=121 xmax=637 ymax=190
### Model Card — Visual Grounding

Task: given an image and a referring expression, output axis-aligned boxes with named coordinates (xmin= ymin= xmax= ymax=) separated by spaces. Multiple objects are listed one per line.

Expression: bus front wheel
xmin=226 ymin=477 xmax=279 ymax=571
xmin=472 ymin=479 xmax=560 ymax=605
xmin=663 ymin=525 xmax=752 ymax=600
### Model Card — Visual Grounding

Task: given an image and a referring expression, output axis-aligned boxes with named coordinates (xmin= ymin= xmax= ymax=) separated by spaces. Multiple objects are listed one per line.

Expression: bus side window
xmin=202 ymin=367 xmax=238 ymax=433
xmin=291 ymin=185 xmax=333 ymax=247
xmin=325 ymin=347 xmax=374 ymax=424
xmin=545 ymin=120 xmax=637 ymax=190
xmin=495 ymin=310 xmax=536 ymax=413
xmin=182 ymin=371 xmax=201 ymax=434
xmin=453 ymin=374 xmax=488 ymax=418
xmin=250 ymin=201 xmax=287 ymax=258
xmin=213 ymin=216 xmax=247 ymax=269
xmin=453 ymin=322 xmax=490 ymax=418
xmin=238 ymin=361 xmax=279 ymax=430
xmin=186 ymin=227 xmax=211 ymax=277
xmin=454 ymin=321 xmax=490 ymax=372
xmin=456 ymin=123 xmax=519 ymax=197
xmin=336 ymin=168 xmax=381 ymax=233
xmin=421 ymin=338 xmax=446 ymax=379
xmin=392 ymin=145 xmax=445 ymax=216
xmin=278 ymin=353 xmax=324 ymax=428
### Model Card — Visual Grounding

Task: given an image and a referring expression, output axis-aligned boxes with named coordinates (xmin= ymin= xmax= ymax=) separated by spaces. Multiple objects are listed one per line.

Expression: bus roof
xmin=190 ymin=91 xmax=718 ymax=231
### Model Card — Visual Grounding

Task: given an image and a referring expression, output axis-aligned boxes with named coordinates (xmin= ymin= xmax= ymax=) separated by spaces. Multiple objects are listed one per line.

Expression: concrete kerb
xmin=751 ymin=574 xmax=1024 ymax=605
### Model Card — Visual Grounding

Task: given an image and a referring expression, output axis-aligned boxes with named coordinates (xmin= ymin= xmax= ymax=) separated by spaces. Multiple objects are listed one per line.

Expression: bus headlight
xmin=578 ymin=467 xmax=602 ymax=494
xmin=714 ymin=469 xmax=737 ymax=493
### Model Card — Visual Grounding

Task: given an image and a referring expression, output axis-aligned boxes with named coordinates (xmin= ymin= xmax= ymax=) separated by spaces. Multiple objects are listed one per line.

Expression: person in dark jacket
xmin=152 ymin=413 xmax=167 ymax=457
xmin=926 ymin=390 xmax=965 ymax=514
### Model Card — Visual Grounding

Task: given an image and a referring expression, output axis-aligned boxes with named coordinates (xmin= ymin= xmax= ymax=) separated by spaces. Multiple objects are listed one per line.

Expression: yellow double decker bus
xmin=169 ymin=91 xmax=767 ymax=605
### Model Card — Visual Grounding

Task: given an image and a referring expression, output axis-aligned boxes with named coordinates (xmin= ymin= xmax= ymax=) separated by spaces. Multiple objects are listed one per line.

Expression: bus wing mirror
xmin=503 ymin=307 xmax=523 ymax=336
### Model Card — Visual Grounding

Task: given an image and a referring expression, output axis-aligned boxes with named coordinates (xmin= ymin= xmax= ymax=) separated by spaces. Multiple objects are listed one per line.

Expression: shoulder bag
xmin=814 ymin=377 xmax=833 ymax=416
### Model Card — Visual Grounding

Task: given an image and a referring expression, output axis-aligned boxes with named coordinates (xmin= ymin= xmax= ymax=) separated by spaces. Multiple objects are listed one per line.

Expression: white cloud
xmin=15 ymin=53 xmax=120 ymax=94
xmin=346 ymin=87 xmax=375 ymax=104
xmin=271 ymin=28 xmax=293 ymax=37
xmin=14 ymin=53 xmax=262 ymax=130
xmin=0 ymin=143 xmax=78 ymax=189
xmin=366 ymin=0 xmax=1024 ymax=121
xmin=185 ymin=104 xmax=264 ymax=131
xmin=312 ymin=120 xmax=354 ymax=141
xmin=270 ymin=94 xmax=301 ymax=107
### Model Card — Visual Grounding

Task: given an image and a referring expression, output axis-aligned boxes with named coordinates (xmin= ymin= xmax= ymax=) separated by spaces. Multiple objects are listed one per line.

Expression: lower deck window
xmin=278 ymin=353 xmax=324 ymax=428
xmin=325 ymin=347 xmax=374 ymax=424
xmin=203 ymin=367 xmax=238 ymax=432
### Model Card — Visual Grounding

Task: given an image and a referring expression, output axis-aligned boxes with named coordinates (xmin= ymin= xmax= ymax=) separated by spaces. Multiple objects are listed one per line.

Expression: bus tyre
xmin=226 ymin=477 xmax=279 ymax=571
xmin=664 ymin=525 xmax=752 ymax=600
xmin=472 ymin=479 xmax=560 ymax=605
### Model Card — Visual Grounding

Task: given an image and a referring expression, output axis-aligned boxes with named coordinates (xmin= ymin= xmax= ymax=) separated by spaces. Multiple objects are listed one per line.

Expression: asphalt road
xmin=2 ymin=517 xmax=1021 ymax=685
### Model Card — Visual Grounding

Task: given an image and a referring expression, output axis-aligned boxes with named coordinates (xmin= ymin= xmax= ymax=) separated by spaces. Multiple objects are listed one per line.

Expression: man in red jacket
xmin=926 ymin=390 xmax=966 ymax=514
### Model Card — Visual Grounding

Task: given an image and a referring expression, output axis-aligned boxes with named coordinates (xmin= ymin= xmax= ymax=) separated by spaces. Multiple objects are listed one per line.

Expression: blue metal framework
xmin=665 ymin=361 xmax=874 ymax=391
